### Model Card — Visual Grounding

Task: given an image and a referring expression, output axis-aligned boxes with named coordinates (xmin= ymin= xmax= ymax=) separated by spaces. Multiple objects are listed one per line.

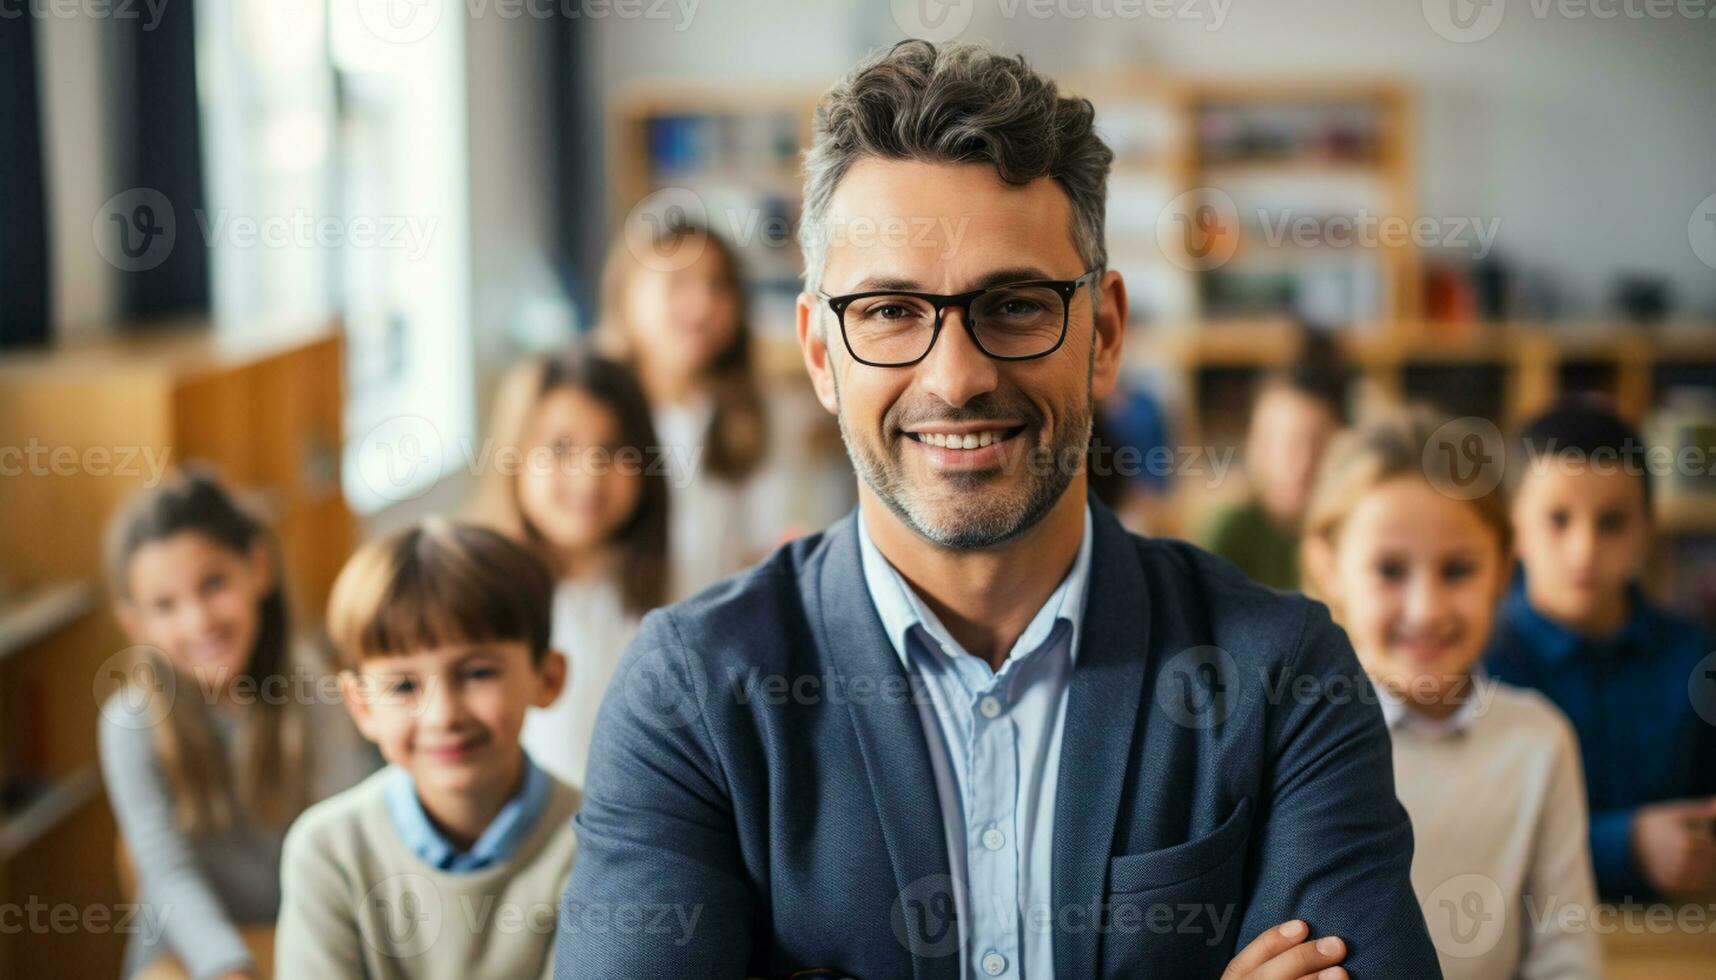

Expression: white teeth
xmin=917 ymin=430 xmax=1007 ymax=449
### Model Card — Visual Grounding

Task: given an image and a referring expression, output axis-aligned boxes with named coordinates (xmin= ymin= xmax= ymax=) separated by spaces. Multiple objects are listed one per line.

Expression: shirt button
xmin=978 ymin=696 xmax=1001 ymax=719
xmin=981 ymin=827 xmax=1005 ymax=851
xmin=982 ymin=951 xmax=1007 ymax=976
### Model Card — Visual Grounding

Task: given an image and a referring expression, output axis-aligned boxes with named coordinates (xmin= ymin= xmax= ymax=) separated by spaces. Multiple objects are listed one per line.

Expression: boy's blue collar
xmin=1503 ymin=574 xmax=1653 ymax=664
xmin=384 ymin=752 xmax=552 ymax=873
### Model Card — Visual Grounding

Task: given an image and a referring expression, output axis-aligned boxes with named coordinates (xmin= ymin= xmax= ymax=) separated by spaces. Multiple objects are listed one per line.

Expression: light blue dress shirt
xmin=857 ymin=503 xmax=1093 ymax=980
xmin=384 ymin=752 xmax=552 ymax=873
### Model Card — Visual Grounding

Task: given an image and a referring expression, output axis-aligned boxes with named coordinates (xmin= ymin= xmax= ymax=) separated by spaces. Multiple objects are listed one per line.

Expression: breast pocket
xmin=1100 ymin=796 xmax=1253 ymax=979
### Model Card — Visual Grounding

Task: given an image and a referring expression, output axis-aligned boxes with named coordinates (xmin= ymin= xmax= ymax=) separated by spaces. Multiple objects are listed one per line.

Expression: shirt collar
xmin=1503 ymin=576 xmax=1653 ymax=665
xmin=384 ymin=752 xmax=551 ymax=873
xmin=856 ymin=501 xmax=1094 ymax=672
xmin=1378 ymin=684 xmax=1486 ymax=738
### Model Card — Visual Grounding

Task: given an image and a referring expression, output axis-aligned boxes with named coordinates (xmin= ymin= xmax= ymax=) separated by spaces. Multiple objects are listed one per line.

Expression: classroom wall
xmin=584 ymin=0 xmax=1716 ymax=318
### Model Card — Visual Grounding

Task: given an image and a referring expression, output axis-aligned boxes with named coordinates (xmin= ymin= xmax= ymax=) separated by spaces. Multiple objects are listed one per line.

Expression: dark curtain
xmin=552 ymin=11 xmax=606 ymax=329
xmin=112 ymin=0 xmax=210 ymax=320
xmin=0 ymin=15 xmax=51 ymax=349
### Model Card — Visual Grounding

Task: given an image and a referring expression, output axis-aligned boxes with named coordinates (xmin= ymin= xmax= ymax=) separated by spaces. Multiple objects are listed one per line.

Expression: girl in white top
xmin=595 ymin=218 xmax=850 ymax=599
xmin=1301 ymin=408 xmax=1602 ymax=980
xmin=468 ymin=350 xmax=671 ymax=787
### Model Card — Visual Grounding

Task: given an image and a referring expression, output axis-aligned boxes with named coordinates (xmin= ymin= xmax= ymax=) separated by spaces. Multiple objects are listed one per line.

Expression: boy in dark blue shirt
xmin=1487 ymin=399 xmax=1716 ymax=900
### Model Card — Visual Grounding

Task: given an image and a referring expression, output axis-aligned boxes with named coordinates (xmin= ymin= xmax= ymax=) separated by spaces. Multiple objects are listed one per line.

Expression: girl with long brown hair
xmin=467 ymin=349 xmax=670 ymax=785
xmin=596 ymin=219 xmax=847 ymax=599
xmin=99 ymin=469 xmax=374 ymax=978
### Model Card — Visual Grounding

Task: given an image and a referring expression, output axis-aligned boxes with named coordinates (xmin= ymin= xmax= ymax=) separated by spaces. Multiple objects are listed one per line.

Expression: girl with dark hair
xmin=100 ymin=469 xmax=375 ymax=979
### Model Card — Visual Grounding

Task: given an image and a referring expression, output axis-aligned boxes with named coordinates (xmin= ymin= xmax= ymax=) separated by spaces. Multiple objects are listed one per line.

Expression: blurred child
xmin=1303 ymin=409 xmax=1601 ymax=979
xmin=100 ymin=470 xmax=376 ymax=979
xmin=276 ymin=520 xmax=578 ymax=979
xmin=1202 ymin=336 xmax=1346 ymax=589
xmin=597 ymin=219 xmax=849 ymax=598
xmin=468 ymin=349 xmax=670 ymax=786
xmin=1487 ymin=399 xmax=1716 ymax=900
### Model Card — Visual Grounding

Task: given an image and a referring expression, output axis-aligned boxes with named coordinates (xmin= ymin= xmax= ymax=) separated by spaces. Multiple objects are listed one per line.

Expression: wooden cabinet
xmin=0 ymin=320 xmax=352 ymax=977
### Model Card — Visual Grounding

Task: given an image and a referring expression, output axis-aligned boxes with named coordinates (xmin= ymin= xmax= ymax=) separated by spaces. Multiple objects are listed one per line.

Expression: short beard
xmin=833 ymin=369 xmax=1094 ymax=551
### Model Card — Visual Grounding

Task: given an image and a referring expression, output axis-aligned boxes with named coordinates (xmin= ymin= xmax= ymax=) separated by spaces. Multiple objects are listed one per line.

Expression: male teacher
xmin=558 ymin=41 xmax=1439 ymax=979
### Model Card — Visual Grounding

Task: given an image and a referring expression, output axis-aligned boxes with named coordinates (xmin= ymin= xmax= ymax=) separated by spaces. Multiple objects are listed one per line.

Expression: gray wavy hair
xmin=800 ymin=40 xmax=1113 ymax=294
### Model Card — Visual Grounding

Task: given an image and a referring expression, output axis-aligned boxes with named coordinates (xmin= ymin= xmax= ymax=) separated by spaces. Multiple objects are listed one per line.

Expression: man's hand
xmin=1633 ymin=797 xmax=1716 ymax=899
xmin=1221 ymin=920 xmax=1348 ymax=980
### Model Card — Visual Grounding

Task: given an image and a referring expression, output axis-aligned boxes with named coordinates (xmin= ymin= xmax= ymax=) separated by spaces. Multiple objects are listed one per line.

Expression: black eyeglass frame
xmin=816 ymin=269 xmax=1100 ymax=368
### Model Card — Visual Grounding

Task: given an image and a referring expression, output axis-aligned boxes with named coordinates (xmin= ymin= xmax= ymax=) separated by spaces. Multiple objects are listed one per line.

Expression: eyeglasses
xmin=817 ymin=270 xmax=1099 ymax=368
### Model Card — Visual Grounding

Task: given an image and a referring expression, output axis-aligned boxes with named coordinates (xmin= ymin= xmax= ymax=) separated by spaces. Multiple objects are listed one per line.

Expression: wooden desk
xmin=1600 ymin=905 xmax=1716 ymax=980
xmin=135 ymin=927 xmax=275 ymax=980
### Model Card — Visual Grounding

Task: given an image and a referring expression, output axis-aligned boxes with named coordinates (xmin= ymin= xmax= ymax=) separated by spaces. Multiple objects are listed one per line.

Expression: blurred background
xmin=1 ymin=0 xmax=1714 ymax=975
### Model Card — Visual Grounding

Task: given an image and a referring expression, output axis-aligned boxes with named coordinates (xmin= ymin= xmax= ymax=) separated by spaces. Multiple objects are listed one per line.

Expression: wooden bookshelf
xmin=611 ymin=73 xmax=1716 ymax=605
